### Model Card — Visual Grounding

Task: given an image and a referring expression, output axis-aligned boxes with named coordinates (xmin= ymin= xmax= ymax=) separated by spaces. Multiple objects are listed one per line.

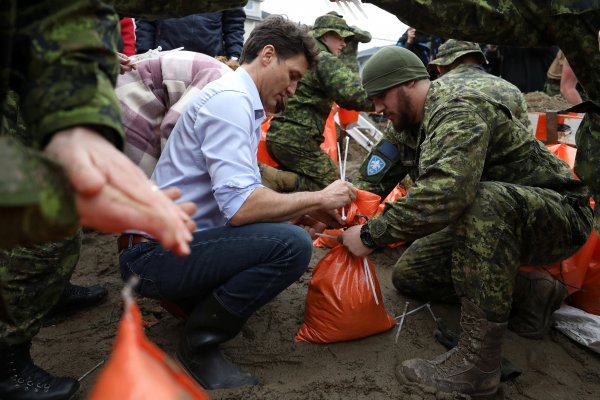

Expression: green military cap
xmin=349 ymin=25 xmax=372 ymax=43
xmin=310 ymin=13 xmax=355 ymax=39
xmin=429 ymin=39 xmax=488 ymax=66
xmin=361 ymin=46 xmax=429 ymax=97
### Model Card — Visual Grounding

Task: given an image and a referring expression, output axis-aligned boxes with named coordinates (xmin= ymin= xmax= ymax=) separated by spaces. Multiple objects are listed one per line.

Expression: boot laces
xmin=11 ymin=362 xmax=57 ymax=392
xmin=438 ymin=314 xmax=481 ymax=373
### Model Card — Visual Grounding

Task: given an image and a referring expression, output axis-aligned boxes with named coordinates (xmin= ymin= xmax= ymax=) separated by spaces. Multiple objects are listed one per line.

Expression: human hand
xmin=406 ymin=28 xmax=416 ymax=44
xmin=291 ymin=214 xmax=327 ymax=239
xmin=118 ymin=52 xmax=137 ymax=74
xmin=339 ymin=224 xmax=374 ymax=257
xmin=319 ymin=180 xmax=357 ymax=210
xmin=44 ymin=127 xmax=196 ymax=255
xmin=306 ymin=209 xmax=345 ymax=229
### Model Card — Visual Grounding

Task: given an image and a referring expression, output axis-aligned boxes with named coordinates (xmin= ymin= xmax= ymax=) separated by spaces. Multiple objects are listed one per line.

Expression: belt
xmin=117 ymin=234 xmax=155 ymax=254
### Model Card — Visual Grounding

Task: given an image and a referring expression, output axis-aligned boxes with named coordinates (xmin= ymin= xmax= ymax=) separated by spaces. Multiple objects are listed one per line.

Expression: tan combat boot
xmin=259 ymin=163 xmax=299 ymax=192
xmin=509 ymin=271 xmax=566 ymax=339
xmin=400 ymin=298 xmax=506 ymax=398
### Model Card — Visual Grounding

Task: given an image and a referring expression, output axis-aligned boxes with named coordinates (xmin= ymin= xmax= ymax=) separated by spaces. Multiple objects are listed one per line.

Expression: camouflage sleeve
xmin=112 ymin=0 xmax=248 ymax=19
xmin=317 ymin=52 xmax=374 ymax=112
xmin=367 ymin=0 xmax=552 ymax=47
xmin=21 ymin=0 xmax=123 ymax=149
xmin=367 ymin=95 xmax=491 ymax=245
xmin=0 ymin=136 xmax=78 ymax=249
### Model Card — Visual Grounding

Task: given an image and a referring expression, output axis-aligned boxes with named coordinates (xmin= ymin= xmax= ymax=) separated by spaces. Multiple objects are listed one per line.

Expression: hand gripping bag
xmin=296 ymin=245 xmax=396 ymax=343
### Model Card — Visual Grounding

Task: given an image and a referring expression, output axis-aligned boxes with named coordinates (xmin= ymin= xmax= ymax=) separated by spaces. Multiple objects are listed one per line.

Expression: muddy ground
xmin=32 ymin=110 xmax=600 ymax=399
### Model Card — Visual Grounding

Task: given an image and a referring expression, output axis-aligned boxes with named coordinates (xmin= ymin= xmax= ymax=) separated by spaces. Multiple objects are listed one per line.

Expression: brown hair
xmin=240 ymin=15 xmax=319 ymax=69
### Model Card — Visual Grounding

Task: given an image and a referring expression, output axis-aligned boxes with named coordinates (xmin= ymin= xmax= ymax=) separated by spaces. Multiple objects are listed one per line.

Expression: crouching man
xmin=341 ymin=46 xmax=592 ymax=398
xmin=118 ymin=15 xmax=356 ymax=390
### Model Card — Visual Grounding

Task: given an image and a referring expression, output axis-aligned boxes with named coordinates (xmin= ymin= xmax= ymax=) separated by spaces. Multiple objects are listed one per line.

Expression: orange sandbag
xmin=375 ymin=185 xmax=408 ymax=248
xmin=313 ymin=228 xmax=343 ymax=248
xmin=571 ymin=231 xmax=600 ymax=315
xmin=547 ymin=143 xmax=577 ymax=175
xmin=321 ymin=109 xmax=338 ymax=163
xmin=257 ymin=116 xmax=279 ymax=167
xmin=295 ymin=245 xmax=396 ymax=343
xmin=337 ymin=108 xmax=359 ymax=126
xmin=341 ymin=189 xmax=381 ymax=225
xmin=89 ymin=300 xmax=208 ymax=400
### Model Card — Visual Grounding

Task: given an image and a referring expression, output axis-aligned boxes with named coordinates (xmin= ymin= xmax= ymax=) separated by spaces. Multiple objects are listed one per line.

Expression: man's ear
xmin=260 ymin=45 xmax=276 ymax=65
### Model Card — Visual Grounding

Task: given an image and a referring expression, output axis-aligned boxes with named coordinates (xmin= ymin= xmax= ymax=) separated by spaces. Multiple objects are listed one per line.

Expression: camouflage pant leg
xmin=574 ymin=111 xmax=600 ymax=233
xmin=0 ymin=232 xmax=81 ymax=347
xmin=543 ymin=80 xmax=561 ymax=97
xmin=392 ymin=226 xmax=458 ymax=303
xmin=451 ymin=181 xmax=592 ymax=322
xmin=266 ymin=139 xmax=339 ymax=192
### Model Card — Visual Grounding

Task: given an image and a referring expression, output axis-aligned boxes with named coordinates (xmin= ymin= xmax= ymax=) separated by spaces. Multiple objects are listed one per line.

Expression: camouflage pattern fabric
xmin=543 ymin=79 xmax=562 ymax=97
xmin=0 ymin=233 xmax=81 ymax=346
xmin=367 ymin=0 xmax=600 ymax=231
xmin=363 ymin=68 xmax=592 ymax=321
xmin=355 ymin=64 xmax=530 ymax=195
xmin=112 ymin=0 xmax=248 ymax=19
xmin=266 ymin=41 xmax=374 ymax=191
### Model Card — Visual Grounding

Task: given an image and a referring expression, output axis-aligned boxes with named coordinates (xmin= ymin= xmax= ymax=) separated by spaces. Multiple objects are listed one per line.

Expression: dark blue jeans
xmin=119 ymin=223 xmax=312 ymax=317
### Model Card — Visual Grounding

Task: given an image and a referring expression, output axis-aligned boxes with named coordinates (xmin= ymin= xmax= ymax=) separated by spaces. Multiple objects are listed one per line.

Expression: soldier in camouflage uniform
xmin=341 ymin=47 xmax=592 ymax=397
xmin=0 ymin=1 xmax=245 ymax=399
xmin=355 ymin=39 xmax=531 ymax=197
xmin=264 ymin=13 xmax=374 ymax=192
xmin=361 ymin=0 xmax=600 ymax=235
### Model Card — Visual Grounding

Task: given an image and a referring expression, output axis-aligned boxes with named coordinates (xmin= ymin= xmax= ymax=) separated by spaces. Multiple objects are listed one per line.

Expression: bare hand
xmin=339 ymin=224 xmax=374 ymax=257
xmin=319 ymin=180 xmax=357 ymax=210
xmin=406 ymin=27 xmax=416 ymax=44
xmin=44 ymin=127 xmax=195 ymax=255
xmin=291 ymin=214 xmax=327 ymax=239
xmin=118 ymin=52 xmax=137 ymax=74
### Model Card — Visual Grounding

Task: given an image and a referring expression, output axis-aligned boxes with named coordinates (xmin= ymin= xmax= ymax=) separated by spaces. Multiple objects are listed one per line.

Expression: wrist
xmin=360 ymin=224 xmax=377 ymax=249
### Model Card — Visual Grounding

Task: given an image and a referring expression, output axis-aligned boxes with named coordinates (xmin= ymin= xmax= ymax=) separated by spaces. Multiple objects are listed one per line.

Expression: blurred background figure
xmin=396 ymin=27 xmax=444 ymax=79
xmin=135 ymin=8 xmax=246 ymax=61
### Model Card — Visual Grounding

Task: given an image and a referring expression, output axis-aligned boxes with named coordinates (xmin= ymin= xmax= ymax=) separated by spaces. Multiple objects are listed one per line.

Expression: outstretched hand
xmin=44 ymin=127 xmax=196 ymax=256
xmin=319 ymin=180 xmax=357 ymax=210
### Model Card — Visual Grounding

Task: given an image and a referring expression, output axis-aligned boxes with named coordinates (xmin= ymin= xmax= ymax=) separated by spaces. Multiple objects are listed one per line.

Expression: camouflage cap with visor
xmin=429 ymin=39 xmax=488 ymax=66
xmin=310 ymin=13 xmax=355 ymax=40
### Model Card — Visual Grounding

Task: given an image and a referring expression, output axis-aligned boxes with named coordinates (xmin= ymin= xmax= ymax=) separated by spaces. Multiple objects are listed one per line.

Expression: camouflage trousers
xmin=266 ymin=137 xmax=339 ymax=192
xmin=0 ymin=232 xmax=81 ymax=347
xmin=392 ymin=181 xmax=592 ymax=322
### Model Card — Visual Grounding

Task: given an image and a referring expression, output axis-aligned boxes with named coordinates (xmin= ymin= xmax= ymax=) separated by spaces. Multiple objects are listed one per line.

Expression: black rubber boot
xmin=176 ymin=293 xmax=258 ymax=390
xmin=43 ymin=282 xmax=108 ymax=326
xmin=0 ymin=342 xmax=79 ymax=400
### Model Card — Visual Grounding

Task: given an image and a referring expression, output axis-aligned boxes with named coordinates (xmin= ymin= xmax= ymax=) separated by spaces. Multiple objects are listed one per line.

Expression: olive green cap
xmin=310 ymin=13 xmax=355 ymax=40
xmin=361 ymin=46 xmax=429 ymax=97
xmin=429 ymin=39 xmax=488 ymax=66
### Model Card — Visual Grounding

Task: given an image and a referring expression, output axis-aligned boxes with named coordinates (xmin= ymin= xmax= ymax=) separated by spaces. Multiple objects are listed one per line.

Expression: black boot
xmin=176 ymin=293 xmax=258 ymax=390
xmin=0 ymin=342 xmax=79 ymax=400
xmin=43 ymin=282 xmax=108 ymax=326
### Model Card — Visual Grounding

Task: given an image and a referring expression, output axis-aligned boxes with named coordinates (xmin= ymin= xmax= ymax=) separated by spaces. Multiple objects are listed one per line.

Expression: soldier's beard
xmin=391 ymin=86 xmax=415 ymax=131
xmin=275 ymin=95 xmax=288 ymax=113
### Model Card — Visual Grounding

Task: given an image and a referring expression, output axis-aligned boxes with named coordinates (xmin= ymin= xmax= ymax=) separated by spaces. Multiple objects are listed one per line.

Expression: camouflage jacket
xmin=267 ymin=41 xmax=373 ymax=146
xmin=367 ymin=0 xmax=600 ymax=231
xmin=366 ymin=70 xmax=588 ymax=246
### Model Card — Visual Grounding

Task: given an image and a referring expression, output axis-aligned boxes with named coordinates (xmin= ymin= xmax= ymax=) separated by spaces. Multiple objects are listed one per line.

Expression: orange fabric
xmin=295 ymin=246 xmax=396 ymax=343
xmin=572 ymin=240 xmax=600 ymax=315
xmin=376 ymin=185 xmax=408 ymax=248
xmin=321 ymin=109 xmax=338 ymax=163
xmin=257 ymin=116 xmax=279 ymax=167
xmin=89 ymin=301 xmax=208 ymax=400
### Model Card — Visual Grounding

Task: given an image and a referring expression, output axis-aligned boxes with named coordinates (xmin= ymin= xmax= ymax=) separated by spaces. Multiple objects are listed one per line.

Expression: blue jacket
xmin=135 ymin=8 xmax=245 ymax=58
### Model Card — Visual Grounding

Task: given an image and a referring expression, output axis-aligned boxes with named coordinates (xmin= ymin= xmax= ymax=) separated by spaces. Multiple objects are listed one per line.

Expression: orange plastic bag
xmin=572 ymin=231 xmax=600 ymax=315
xmin=337 ymin=108 xmax=359 ymax=126
xmin=295 ymin=245 xmax=396 ymax=343
xmin=322 ymin=109 xmax=338 ymax=163
xmin=341 ymin=189 xmax=381 ymax=225
xmin=547 ymin=143 xmax=577 ymax=175
xmin=89 ymin=300 xmax=208 ymax=400
xmin=257 ymin=116 xmax=279 ymax=167
xmin=375 ymin=185 xmax=408 ymax=248
xmin=313 ymin=228 xmax=343 ymax=248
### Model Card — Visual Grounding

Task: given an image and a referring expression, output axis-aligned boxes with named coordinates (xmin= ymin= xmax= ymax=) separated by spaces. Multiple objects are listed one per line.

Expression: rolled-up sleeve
xmin=196 ymin=90 xmax=263 ymax=220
